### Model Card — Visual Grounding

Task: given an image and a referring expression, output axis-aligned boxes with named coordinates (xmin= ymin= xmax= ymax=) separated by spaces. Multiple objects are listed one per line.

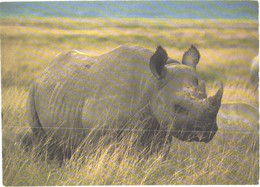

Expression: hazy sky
xmin=0 ymin=1 xmax=258 ymax=20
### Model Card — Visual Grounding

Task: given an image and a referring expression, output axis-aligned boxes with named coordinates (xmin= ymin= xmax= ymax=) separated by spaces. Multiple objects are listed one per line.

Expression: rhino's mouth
xmin=188 ymin=131 xmax=217 ymax=143
xmin=173 ymin=125 xmax=218 ymax=143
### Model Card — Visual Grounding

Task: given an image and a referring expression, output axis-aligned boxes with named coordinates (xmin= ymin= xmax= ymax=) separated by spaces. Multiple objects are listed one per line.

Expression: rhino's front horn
xmin=208 ymin=82 xmax=223 ymax=112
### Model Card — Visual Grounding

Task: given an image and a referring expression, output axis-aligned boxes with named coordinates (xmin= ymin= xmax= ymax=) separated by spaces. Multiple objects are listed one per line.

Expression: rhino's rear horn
xmin=198 ymin=80 xmax=207 ymax=97
xmin=150 ymin=46 xmax=168 ymax=80
xmin=208 ymin=82 xmax=224 ymax=112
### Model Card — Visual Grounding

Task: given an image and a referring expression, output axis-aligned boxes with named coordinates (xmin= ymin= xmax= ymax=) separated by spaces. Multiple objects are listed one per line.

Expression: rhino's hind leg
xmin=27 ymin=87 xmax=71 ymax=163
xmin=27 ymin=84 xmax=46 ymax=140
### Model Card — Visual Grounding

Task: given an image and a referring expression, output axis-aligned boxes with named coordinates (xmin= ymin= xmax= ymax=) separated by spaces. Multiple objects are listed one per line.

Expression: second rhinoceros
xmin=27 ymin=44 xmax=223 ymax=152
xmin=250 ymin=55 xmax=259 ymax=87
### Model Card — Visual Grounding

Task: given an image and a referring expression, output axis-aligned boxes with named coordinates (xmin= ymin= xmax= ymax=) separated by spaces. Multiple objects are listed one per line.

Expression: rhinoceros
xmin=27 ymin=44 xmax=223 ymax=153
xmin=250 ymin=55 xmax=259 ymax=87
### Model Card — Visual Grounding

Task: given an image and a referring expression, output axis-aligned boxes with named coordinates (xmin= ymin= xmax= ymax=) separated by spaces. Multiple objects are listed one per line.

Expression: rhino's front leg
xmin=139 ymin=116 xmax=172 ymax=157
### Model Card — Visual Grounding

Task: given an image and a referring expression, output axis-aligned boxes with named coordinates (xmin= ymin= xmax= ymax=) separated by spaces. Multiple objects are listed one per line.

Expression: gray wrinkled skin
xmin=27 ymin=44 xmax=223 ymax=152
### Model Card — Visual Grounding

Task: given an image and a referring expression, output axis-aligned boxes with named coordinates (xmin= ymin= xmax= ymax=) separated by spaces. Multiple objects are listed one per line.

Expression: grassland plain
xmin=1 ymin=17 xmax=259 ymax=185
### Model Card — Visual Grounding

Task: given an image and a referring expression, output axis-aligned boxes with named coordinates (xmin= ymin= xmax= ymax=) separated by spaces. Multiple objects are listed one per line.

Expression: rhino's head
xmin=149 ymin=45 xmax=223 ymax=143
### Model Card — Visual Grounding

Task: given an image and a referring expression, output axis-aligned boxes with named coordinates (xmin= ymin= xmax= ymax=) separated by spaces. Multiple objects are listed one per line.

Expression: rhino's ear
xmin=182 ymin=45 xmax=200 ymax=69
xmin=149 ymin=46 xmax=168 ymax=79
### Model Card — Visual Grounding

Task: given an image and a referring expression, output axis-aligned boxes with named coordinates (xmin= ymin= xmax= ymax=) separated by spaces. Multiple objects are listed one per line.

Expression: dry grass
xmin=1 ymin=17 xmax=259 ymax=185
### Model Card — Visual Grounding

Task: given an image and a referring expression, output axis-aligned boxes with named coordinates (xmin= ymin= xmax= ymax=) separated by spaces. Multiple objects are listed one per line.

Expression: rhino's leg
xmin=27 ymin=83 xmax=46 ymax=140
xmin=139 ymin=117 xmax=172 ymax=158
xmin=27 ymin=84 xmax=80 ymax=163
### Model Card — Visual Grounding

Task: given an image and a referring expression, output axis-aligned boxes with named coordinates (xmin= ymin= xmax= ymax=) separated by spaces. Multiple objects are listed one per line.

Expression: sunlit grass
xmin=1 ymin=17 xmax=259 ymax=185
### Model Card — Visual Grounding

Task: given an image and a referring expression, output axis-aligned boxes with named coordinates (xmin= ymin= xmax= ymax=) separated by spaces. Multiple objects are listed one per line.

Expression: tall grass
xmin=1 ymin=18 xmax=259 ymax=185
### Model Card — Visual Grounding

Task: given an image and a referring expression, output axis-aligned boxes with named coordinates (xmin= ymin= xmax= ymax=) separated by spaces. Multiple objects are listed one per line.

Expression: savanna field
xmin=1 ymin=17 xmax=259 ymax=185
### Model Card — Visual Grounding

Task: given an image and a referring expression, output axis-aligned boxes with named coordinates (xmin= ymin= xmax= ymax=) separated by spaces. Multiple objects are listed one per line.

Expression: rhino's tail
xmin=27 ymin=83 xmax=46 ymax=138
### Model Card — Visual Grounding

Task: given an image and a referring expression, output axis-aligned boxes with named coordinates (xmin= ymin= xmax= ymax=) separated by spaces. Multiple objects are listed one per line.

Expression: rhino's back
xmin=87 ymin=44 xmax=153 ymax=96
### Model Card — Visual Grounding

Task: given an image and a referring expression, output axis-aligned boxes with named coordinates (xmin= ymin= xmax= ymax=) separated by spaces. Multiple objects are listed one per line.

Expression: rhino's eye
xmin=174 ymin=105 xmax=188 ymax=114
